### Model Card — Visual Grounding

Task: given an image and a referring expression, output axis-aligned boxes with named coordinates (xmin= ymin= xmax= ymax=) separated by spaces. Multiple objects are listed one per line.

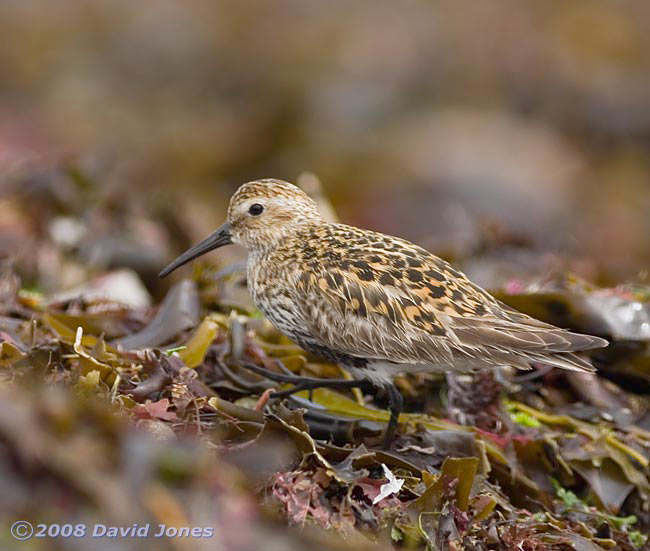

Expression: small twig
xmin=274 ymin=358 xmax=295 ymax=376
xmin=218 ymin=360 xmax=272 ymax=392
xmin=128 ymin=362 xmax=171 ymax=401
xmin=254 ymin=388 xmax=276 ymax=411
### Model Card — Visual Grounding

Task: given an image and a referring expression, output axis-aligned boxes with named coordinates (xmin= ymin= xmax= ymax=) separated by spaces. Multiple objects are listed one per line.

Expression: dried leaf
xmin=177 ymin=315 xmax=220 ymax=367
xmin=77 ymin=369 xmax=101 ymax=392
xmin=0 ymin=340 xmax=26 ymax=367
xmin=132 ymin=398 xmax=179 ymax=422
xmin=114 ymin=279 xmax=199 ymax=350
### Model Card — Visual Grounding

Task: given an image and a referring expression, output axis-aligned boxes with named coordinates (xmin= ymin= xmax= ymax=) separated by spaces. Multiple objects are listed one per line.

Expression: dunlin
xmin=160 ymin=179 xmax=608 ymax=445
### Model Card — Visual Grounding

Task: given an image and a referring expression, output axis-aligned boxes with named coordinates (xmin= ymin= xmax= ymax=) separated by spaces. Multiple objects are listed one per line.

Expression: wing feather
xmin=291 ymin=225 xmax=607 ymax=372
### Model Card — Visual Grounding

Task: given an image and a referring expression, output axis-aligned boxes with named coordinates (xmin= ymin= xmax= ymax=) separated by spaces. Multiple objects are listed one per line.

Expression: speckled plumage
xmin=161 ymin=179 xmax=608 ymax=388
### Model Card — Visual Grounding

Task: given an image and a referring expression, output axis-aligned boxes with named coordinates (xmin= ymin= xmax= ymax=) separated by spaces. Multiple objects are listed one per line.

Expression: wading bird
xmin=160 ymin=179 xmax=607 ymax=446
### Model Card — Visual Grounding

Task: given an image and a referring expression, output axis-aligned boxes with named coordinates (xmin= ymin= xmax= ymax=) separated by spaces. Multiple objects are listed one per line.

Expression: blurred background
xmin=2 ymin=0 xmax=650 ymax=298
xmin=3 ymin=3 xmax=650 ymax=550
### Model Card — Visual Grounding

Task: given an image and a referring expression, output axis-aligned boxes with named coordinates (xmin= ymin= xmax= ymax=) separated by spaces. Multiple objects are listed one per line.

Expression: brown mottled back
xmin=230 ymin=179 xmax=607 ymax=385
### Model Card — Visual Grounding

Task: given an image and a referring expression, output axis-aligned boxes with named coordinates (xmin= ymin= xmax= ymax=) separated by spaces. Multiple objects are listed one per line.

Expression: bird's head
xmin=159 ymin=179 xmax=323 ymax=277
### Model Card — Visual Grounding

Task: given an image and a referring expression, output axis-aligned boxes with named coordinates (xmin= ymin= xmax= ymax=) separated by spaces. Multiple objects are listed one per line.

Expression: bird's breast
xmin=246 ymin=254 xmax=307 ymax=338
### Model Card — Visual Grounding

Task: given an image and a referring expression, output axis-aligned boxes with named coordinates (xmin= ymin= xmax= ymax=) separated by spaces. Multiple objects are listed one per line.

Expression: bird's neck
xmin=246 ymin=220 xmax=324 ymax=257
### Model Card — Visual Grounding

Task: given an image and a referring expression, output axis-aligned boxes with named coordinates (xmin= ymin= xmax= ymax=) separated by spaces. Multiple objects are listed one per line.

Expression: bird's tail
xmin=526 ymin=351 xmax=597 ymax=373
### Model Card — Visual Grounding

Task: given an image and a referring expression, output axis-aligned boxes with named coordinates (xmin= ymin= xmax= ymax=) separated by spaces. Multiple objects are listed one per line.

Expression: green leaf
xmin=629 ymin=530 xmax=647 ymax=548
xmin=550 ymin=477 xmax=584 ymax=508
xmin=510 ymin=411 xmax=542 ymax=428
xmin=604 ymin=513 xmax=636 ymax=529
xmin=164 ymin=345 xmax=187 ymax=355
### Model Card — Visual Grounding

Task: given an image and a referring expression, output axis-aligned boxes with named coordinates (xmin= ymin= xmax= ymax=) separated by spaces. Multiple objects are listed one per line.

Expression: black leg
xmin=383 ymin=383 xmax=403 ymax=449
xmin=240 ymin=361 xmax=402 ymax=447
xmin=240 ymin=362 xmax=372 ymax=392
xmin=270 ymin=377 xmax=371 ymax=399
xmin=240 ymin=361 xmax=313 ymax=384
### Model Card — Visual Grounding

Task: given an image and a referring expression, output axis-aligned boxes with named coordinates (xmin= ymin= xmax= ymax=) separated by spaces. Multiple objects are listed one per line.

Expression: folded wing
xmin=294 ymin=240 xmax=607 ymax=373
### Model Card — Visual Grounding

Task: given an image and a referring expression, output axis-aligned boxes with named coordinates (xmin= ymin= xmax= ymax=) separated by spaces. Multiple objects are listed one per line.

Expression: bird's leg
xmin=239 ymin=361 xmax=315 ymax=384
xmin=273 ymin=359 xmax=314 ymax=400
xmin=239 ymin=361 xmax=372 ymax=396
xmin=383 ymin=383 xmax=403 ymax=449
xmin=240 ymin=361 xmax=403 ymax=447
xmin=445 ymin=371 xmax=468 ymax=425
xmin=270 ymin=378 xmax=372 ymax=399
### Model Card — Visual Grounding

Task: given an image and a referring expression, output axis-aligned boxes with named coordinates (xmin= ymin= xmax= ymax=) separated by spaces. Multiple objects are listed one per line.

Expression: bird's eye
xmin=248 ymin=203 xmax=264 ymax=216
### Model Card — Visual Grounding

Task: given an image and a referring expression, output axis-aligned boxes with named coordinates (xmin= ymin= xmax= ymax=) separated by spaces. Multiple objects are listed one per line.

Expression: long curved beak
xmin=159 ymin=222 xmax=233 ymax=278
